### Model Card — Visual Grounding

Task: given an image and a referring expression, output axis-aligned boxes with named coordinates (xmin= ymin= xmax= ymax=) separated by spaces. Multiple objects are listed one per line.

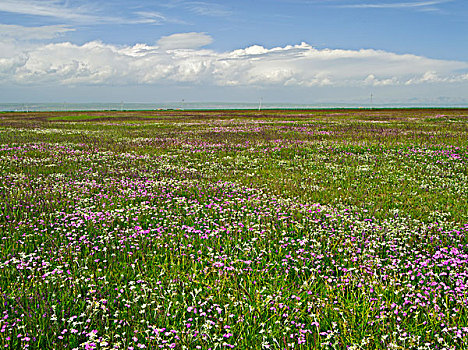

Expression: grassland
xmin=0 ymin=109 xmax=467 ymax=349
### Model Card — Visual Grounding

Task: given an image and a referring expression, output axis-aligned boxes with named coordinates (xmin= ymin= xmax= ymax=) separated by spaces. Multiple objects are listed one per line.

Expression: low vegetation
xmin=0 ymin=109 xmax=467 ymax=349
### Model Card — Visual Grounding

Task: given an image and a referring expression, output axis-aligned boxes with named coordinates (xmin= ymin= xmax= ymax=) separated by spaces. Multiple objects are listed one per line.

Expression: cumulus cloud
xmin=1 ymin=35 xmax=467 ymax=87
xmin=157 ymin=32 xmax=213 ymax=49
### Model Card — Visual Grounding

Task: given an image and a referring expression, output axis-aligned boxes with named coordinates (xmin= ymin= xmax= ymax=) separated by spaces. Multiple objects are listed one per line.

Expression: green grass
xmin=0 ymin=109 xmax=467 ymax=349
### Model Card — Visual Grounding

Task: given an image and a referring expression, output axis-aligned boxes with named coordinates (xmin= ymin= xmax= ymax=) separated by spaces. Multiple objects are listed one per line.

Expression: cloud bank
xmin=1 ymin=30 xmax=467 ymax=88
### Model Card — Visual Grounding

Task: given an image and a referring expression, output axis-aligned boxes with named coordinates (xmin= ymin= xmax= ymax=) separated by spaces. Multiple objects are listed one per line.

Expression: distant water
xmin=0 ymin=102 xmax=466 ymax=112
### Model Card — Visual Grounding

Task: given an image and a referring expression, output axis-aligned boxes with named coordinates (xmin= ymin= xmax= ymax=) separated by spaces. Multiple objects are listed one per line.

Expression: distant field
xmin=47 ymin=115 xmax=107 ymax=121
xmin=0 ymin=109 xmax=467 ymax=349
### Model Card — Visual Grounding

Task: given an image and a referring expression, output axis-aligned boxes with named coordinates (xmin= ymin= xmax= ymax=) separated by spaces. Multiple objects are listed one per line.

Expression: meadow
xmin=0 ymin=108 xmax=467 ymax=349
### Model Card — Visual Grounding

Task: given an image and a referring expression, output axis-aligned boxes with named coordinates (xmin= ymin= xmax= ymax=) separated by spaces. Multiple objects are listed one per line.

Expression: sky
xmin=0 ymin=0 xmax=467 ymax=105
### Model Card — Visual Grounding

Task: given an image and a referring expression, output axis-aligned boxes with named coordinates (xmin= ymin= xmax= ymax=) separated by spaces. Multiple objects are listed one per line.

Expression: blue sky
xmin=0 ymin=0 xmax=467 ymax=104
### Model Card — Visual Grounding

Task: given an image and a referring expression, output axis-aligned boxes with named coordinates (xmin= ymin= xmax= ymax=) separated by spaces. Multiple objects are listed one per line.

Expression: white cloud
xmin=161 ymin=1 xmax=232 ymax=17
xmin=1 ymin=36 xmax=467 ymax=88
xmin=0 ymin=0 xmax=171 ymax=24
xmin=157 ymin=32 xmax=213 ymax=49
xmin=338 ymin=0 xmax=450 ymax=8
xmin=364 ymin=74 xmax=399 ymax=86
xmin=404 ymin=71 xmax=468 ymax=84
xmin=184 ymin=2 xmax=232 ymax=17
xmin=0 ymin=0 xmax=106 ymax=23
xmin=0 ymin=24 xmax=74 ymax=40
xmin=132 ymin=11 xmax=166 ymax=24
